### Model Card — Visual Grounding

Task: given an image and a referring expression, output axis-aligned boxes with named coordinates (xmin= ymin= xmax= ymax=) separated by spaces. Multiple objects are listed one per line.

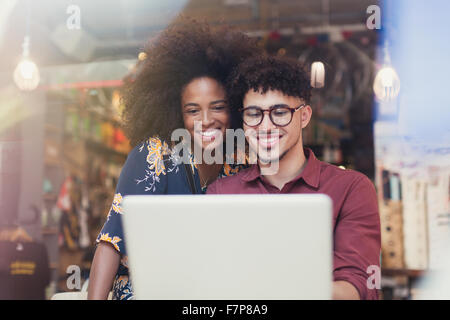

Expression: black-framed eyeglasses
xmin=239 ymin=104 xmax=305 ymax=127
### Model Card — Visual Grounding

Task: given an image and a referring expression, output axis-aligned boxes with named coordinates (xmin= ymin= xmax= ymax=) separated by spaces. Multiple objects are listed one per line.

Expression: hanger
xmin=2 ymin=206 xmax=38 ymax=244
xmin=0 ymin=229 xmax=13 ymax=241
xmin=9 ymin=226 xmax=33 ymax=243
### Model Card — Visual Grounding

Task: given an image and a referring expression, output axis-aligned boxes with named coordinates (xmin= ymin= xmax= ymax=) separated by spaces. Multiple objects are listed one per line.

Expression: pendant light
xmin=310 ymin=0 xmax=329 ymax=89
xmin=13 ymin=0 xmax=40 ymax=91
xmin=311 ymin=61 xmax=325 ymax=88
xmin=373 ymin=41 xmax=400 ymax=101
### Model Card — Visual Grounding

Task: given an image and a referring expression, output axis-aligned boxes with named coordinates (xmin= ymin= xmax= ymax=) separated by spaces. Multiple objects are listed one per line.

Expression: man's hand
xmin=332 ymin=281 xmax=360 ymax=300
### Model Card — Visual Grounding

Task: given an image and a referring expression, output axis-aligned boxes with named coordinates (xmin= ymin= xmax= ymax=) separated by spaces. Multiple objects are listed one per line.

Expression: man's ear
xmin=301 ymin=105 xmax=312 ymax=129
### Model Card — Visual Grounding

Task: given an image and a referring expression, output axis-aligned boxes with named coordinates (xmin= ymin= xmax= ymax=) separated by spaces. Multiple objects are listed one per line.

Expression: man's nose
xmin=258 ymin=111 xmax=276 ymax=131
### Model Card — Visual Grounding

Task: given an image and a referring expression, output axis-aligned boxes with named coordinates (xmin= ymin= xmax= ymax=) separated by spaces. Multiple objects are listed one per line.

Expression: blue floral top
xmin=95 ymin=136 xmax=245 ymax=300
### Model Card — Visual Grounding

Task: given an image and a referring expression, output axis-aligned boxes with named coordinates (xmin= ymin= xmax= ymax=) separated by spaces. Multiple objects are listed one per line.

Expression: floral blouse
xmin=95 ymin=136 xmax=245 ymax=300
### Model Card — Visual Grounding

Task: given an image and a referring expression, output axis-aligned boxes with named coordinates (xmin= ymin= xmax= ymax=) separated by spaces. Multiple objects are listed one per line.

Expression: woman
xmin=88 ymin=18 xmax=262 ymax=300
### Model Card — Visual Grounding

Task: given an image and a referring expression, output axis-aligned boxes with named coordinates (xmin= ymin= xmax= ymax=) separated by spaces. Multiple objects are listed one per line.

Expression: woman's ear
xmin=301 ymin=105 xmax=312 ymax=129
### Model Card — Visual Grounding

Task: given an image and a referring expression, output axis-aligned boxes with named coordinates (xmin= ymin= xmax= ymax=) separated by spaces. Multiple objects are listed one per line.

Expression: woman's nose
xmin=201 ymin=109 xmax=214 ymax=127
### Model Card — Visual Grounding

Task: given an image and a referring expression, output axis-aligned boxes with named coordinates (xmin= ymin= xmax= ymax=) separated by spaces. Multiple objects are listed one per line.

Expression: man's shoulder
xmin=319 ymin=160 xmax=373 ymax=188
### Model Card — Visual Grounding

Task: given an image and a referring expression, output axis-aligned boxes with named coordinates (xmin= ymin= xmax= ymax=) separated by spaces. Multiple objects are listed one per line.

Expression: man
xmin=207 ymin=55 xmax=381 ymax=300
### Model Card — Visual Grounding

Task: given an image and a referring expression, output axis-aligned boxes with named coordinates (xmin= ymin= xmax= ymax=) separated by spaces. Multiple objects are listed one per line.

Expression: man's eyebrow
xmin=245 ymin=105 xmax=261 ymax=108
xmin=245 ymin=104 xmax=289 ymax=109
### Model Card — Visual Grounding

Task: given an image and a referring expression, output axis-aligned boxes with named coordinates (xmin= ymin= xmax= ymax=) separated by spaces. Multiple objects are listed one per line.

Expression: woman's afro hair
xmin=121 ymin=17 xmax=263 ymax=147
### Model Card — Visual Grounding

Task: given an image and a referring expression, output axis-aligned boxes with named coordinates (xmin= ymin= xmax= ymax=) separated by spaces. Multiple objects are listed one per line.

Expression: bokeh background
xmin=0 ymin=0 xmax=448 ymax=300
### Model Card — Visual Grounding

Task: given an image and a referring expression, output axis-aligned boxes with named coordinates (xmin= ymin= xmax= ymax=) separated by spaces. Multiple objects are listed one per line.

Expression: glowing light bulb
xmin=311 ymin=61 xmax=325 ymax=88
xmin=13 ymin=58 xmax=40 ymax=91
xmin=138 ymin=52 xmax=147 ymax=61
xmin=373 ymin=66 xmax=400 ymax=101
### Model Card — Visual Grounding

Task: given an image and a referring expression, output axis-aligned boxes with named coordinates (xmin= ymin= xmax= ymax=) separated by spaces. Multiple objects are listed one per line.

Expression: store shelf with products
xmin=374 ymin=121 xmax=450 ymax=299
xmin=382 ymin=269 xmax=426 ymax=278
xmin=303 ymin=118 xmax=350 ymax=170
xmin=42 ymin=227 xmax=59 ymax=235
xmin=39 ymin=85 xmax=131 ymax=296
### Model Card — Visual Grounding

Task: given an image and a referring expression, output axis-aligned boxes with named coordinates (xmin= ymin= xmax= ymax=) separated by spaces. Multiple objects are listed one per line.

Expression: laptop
xmin=122 ymin=194 xmax=333 ymax=300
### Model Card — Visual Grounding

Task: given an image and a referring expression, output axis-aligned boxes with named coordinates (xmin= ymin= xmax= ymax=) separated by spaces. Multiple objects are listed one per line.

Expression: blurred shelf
xmin=45 ymin=124 xmax=63 ymax=134
xmin=382 ymin=268 xmax=426 ymax=278
xmin=85 ymin=139 xmax=128 ymax=159
xmin=42 ymin=227 xmax=59 ymax=235
xmin=49 ymin=262 xmax=58 ymax=269
xmin=43 ymin=193 xmax=58 ymax=201
xmin=45 ymin=157 xmax=63 ymax=168
xmin=65 ymin=106 xmax=122 ymax=127
xmin=62 ymin=132 xmax=128 ymax=159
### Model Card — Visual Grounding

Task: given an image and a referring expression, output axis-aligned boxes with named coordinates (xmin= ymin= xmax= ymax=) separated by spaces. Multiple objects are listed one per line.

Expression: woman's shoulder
xmin=134 ymin=136 xmax=171 ymax=164
xmin=220 ymin=162 xmax=247 ymax=178
xmin=220 ymin=147 xmax=250 ymax=178
xmin=129 ymin=136 xmax=178 ymax=168
xmin=122 ymin=136 xmax=181 ymax=193
xmin=130 ymin=136 xmax=169 ymax=156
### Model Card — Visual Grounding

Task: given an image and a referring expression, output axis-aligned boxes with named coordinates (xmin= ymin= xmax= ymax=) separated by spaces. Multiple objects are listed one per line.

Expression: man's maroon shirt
xmin=207 ymin=148 xmax=381 ymax=300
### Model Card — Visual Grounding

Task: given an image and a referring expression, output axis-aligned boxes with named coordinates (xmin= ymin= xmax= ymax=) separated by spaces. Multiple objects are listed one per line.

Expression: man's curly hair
xmin=227 ymin=55 xmax=312 ymax=121
xmin=121 ymin=17 xmax=262 ymax=147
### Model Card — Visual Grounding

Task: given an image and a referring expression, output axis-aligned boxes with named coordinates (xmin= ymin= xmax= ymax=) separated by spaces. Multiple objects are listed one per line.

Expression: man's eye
xmin=245 ymin=112 xmax=260 ymax=118
xmin=273 ymin=109 xmax=289 ymax=116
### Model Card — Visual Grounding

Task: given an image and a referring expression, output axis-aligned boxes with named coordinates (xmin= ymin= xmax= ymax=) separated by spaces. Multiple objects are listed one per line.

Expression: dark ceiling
xmin=0 ymin=0 xmax=379 ymax=72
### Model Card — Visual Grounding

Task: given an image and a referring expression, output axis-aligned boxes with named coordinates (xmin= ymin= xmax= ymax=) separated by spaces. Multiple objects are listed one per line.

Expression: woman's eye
xmin=185 ymin=109 xmax=199 ymax=114
xmin=212 ymin=105 xmax=227 ymax=111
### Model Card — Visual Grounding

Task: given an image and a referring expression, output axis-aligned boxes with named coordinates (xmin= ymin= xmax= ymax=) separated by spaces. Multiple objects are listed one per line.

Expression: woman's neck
xmin=197 ymin=162 xmax=223 ymax=188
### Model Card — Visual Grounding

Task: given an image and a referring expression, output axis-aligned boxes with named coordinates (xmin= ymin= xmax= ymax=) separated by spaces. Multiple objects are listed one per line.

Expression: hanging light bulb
xmin=14 ymin=36 xmax=40 ymax=91
xmin=311 ymin=61 xmax=325 ymax=88
xmin=373 ymin=41 xmax=400 ymax=101
xmin=373 ymin=66 xmax=400 ymax=101
xmin=14 ymin=59 xmax=40 ymax=91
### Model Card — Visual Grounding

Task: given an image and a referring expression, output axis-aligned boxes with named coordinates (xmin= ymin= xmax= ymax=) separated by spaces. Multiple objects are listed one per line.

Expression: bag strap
xmin=184 ymin=164 xmax=198 ymax=194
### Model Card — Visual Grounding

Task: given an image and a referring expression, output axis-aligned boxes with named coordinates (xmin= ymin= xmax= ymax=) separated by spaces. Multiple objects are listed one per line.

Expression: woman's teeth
xmin=198 ymin=129 xmax=220 ymax=141
xmin=201 ymin=130 xmax=218 ymax=137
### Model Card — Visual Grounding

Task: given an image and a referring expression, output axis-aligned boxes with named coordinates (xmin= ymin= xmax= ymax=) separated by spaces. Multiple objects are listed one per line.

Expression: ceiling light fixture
xmin=373 ymin=41 xmax=400 ymax=101
xmin=13 ymin=0 xmax=40 ymax=91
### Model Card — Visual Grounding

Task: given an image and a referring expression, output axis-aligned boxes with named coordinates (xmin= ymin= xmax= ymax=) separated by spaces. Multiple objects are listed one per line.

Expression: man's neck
xmin=259 ymin=140 xmax=307 ymax=190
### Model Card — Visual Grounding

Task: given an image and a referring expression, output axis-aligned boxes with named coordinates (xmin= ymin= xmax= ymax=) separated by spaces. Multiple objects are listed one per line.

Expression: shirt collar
xmin=241 ymin=148 xmax=321 ymax=189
